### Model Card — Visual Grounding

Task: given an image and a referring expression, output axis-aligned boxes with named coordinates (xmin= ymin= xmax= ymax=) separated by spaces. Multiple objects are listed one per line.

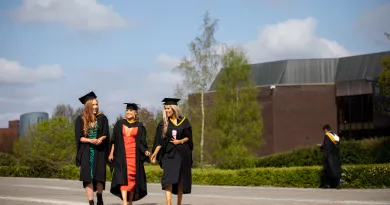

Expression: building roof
xmin=208 ymin=51 xmax=390 ymax=91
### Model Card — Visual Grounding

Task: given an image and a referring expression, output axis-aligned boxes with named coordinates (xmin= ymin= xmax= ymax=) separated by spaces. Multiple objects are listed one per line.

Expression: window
xmin=338 ymin=94 xmax=373 ymax=123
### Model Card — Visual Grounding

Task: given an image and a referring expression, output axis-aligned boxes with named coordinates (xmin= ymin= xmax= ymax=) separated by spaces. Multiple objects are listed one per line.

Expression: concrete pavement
xmin=0 ymin=177 xmax=389 ymax=205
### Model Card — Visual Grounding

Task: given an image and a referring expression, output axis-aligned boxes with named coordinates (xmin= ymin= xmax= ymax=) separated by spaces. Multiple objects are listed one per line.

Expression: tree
xmin=212 ymin=45 xmax=264 ymax=164
xmin=13 ymin=116 xmax=75 ymax=164
xmin=173 ymin=83 xmax=189 ymax=116
xmin=174 ymin=11 xmax=220 ymax=167
xmin=385 ymin=32 xmax=390 ymax=40
xmin=52 ymin=104 xmax=74 ymax=120
xmin=376 ymin=55 xmax=390 ymax=116
xmin=138 ymin=107 xmax=158 ymax=149
xmin=109 ymin=114 xmax=124 ymax=135
xmin=52 ymin=104 xmax=84 ymax=124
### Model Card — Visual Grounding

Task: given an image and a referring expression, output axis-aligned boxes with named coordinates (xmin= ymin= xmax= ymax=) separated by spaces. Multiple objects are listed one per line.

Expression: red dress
xmin=120 ymin=126 xmax=138 ymax=192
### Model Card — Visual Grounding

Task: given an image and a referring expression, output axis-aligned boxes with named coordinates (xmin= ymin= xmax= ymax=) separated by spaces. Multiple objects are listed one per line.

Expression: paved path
xmin=0 ymin=177 xmax=389 ymax=205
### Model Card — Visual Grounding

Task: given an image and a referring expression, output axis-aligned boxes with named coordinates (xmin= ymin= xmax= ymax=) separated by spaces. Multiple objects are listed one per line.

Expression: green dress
xmin=88 ymin=124 xmax=98 ymax=179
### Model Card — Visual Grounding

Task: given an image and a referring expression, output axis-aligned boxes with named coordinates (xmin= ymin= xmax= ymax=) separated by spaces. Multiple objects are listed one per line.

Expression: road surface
xmin=0 ymin=177 xmax=389 ymax=205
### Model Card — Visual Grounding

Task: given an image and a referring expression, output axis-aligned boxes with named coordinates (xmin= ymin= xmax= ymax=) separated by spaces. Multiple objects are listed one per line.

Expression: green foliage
xmin=0 ymin=153 xmax=18 ymax=166
xmin=212 ymin=46 xmax=263 ymax=164
xmin=19 ymin=156 xmax=60 ymax=178
xmin=1 ymin=164 xmax=390 ymax=188
xmin=138 ymin=107 xmax=159 ymax=149
xmin=376 ymin=55 xmax=390 ymax=116
xmin=217 ymin=137 xmax=390 ymax=169
xmin=13 ymin=116 xmax=75 ymax=165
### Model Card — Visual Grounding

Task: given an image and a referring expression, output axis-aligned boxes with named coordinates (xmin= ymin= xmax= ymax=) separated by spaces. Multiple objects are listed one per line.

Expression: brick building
xmin=190 ymin=51 xmax=390 ymax=157
xmin=0 ymin=120 xmax=19 ymax=153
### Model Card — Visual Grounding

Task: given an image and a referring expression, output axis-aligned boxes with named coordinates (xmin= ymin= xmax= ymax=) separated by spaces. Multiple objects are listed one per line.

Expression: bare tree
xmin=174 ymin=11 xmax=220 ymax=167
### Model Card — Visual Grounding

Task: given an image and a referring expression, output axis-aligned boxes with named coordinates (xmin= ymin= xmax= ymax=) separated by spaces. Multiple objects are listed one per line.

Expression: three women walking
xmin=75 ymin=92 xmax=193 ymax=205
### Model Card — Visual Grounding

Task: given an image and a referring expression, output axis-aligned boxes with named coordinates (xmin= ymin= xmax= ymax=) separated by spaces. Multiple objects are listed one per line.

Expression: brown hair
xmin=82 ymin=98 xmax=97 ymax=136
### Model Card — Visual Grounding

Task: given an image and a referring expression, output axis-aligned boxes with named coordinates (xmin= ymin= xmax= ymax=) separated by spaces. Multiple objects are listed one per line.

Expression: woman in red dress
xmin=109 ymin=103 xmax=150 ymax=205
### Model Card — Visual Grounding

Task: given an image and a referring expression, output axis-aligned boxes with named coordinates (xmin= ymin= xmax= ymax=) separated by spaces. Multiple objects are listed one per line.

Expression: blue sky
xmin=0 ymin=0 xmax=389 ymax=127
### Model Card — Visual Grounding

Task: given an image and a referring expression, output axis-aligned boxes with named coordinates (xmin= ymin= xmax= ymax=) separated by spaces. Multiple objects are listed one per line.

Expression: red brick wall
xmin=194 ymin=84 xmax=337 ymax=157
xmin=271 ymin=85 xmax=337 ymax=154
xmin=0 ymin=120 xmax=19 ymax=153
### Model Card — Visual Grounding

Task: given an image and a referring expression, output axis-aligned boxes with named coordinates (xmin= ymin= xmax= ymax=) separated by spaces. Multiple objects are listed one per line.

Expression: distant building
xmin=19 ymin=112 xmax=49 ymax=137
xmin=190 ymin=51 xmax=390 ymax=157
xmin=0 ymin=120 xmax=19 ymax=153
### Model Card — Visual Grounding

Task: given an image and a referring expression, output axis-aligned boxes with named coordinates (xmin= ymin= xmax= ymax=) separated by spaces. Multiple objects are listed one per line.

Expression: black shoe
xmin=96 ymin=193 xmax=103 ymax=205
xmin=89 ymin=200 xmax=95 ymax=205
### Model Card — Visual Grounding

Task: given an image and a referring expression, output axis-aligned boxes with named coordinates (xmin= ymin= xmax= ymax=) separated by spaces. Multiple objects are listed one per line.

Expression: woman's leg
xmin=96 ymin=182 xmax=104 ymax=205
xmin=84 ymin=182 xmax=94 ymax=204
xmin=165 ymin=184 xmax=173 ymax=205
xmin=121 ymin=190 xmax=128 ymax=205
xmin=128 ymin=192 xmax=134 ymax=205
xmin=177 ymin=180 xmax=183 ymax=205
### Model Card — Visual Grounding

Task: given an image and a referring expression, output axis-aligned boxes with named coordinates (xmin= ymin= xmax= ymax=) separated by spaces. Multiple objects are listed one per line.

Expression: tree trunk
xmin=200 ymin=91 xmax=205 ymax=168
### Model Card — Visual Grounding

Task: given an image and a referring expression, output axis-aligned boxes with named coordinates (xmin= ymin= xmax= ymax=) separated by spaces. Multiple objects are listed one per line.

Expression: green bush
xmin=217 ymin=137 xmax=390 ymax=169
xmin=0 ymin=153 xmax=18 ymax=166
xmin=1 ymin=163 xmax=389 ymax=188
xmin=18 ymin=156 xmax=60 ymax=178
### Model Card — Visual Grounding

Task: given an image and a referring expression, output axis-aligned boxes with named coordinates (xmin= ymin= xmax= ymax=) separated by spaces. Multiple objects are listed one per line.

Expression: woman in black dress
xmin=75 ymin=91 xmax=110 ymax=205
xmin=151 ymin=98 xmax=193 ymax=205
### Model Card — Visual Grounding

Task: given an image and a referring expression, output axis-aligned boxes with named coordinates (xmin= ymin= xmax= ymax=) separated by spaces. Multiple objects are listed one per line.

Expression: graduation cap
xmin=78 ymin=91 xmax=97 ymax=104
xmin=162 ymin=98 xmax=180 ymax=105
xmin=124 ymin=103 xmax=140 ymax=110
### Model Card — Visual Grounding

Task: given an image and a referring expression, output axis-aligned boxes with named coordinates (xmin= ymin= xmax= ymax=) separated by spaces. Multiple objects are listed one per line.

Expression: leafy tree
xmin=174 ymin=11 xmax=220 ymax=166
xmin=13 ymin=116 xmax=75 ymax=164
xmin=385 ymin=32 xmax=390 ymax=40
xmin=138 ymin=107 xmax=158 ymax=149
xmin=376 ymin=55 xmax=390 ymax=116
xmin=212 ymin=45 xmax=264 ymax=164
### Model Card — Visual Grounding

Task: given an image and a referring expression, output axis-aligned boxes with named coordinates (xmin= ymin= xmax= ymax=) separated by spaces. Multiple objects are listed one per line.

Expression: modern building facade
xmin=19 ymin=112 xmax=49 ymax=138
xmin=190 ymin=51 xmax=390 ymax=157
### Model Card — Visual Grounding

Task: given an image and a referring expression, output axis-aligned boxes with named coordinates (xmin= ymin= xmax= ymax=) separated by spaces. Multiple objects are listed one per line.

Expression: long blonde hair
xmin=162 ymin=105 xmax=182 ymax=137
xmin=82 ymin=98 xmax=98 ymax=136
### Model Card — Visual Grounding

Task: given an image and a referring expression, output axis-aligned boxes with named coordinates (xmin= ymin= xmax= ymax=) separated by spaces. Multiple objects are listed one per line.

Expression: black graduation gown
xmin=152 ymin=117 xmax=193 ymax=195
xmin=321 ymin=131 xmax=342 ymax=181
xmin=75 ymin=113 xmax=110 ymax=191
xmin=109 ymin=120 xmax=148 ymax=201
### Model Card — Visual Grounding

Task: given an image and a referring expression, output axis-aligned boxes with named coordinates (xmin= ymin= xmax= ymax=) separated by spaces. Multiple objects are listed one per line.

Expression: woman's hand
xmin=96 ymin=137 xmax=103 ymax=145
xmin=108 ymin=153 xmax=114 ymax=162
xmin=89 ymin=139 xmax=97 ymax=144
xmin=170 ymin=138 xmax=183 ymax=145
xmin=150 ymin=153 xmax=157 ymax=163
xmin=145 ymin=151 xmax=150 ymax=156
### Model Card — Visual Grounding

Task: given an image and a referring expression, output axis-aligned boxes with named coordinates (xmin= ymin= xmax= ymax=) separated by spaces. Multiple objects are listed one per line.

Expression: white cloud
xmin=244 ymin=17 xmax=350 ymax=63
xmin=154 ymin=18 xmax=349 ymax=67
xmin=11 ymin=0 xmax=128 ymax=31
xmin=0 ymin=58 xmax=65 ymax=84
xmin=156 ymin=54 xmax=182 ymax=70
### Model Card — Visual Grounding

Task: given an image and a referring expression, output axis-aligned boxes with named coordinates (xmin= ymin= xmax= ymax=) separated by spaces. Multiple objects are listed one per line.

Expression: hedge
xmin=1 ymin=163 xmax=390 ymax=189
xmin=217 ymin=137 xmax=390 ymax=169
